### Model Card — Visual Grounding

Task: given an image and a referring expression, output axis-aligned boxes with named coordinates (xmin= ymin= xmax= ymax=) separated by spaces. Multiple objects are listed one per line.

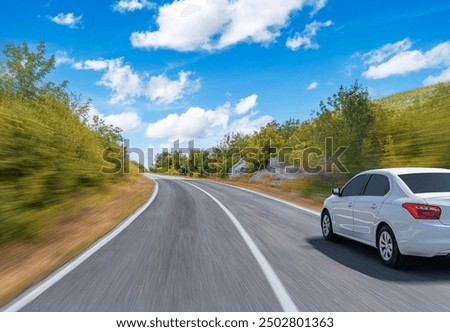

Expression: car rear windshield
xmin=399 ymin=173 xmax=450 ymax=193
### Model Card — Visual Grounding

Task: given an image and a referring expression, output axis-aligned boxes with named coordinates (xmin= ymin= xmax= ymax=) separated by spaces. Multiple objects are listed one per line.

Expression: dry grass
xmin=205 ymin=176 xmax=323 ymax=211
xmin=0 ymin=174 xmax=154 ymax=307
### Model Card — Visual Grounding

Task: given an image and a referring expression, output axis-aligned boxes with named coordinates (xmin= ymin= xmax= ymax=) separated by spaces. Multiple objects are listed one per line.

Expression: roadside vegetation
xmin=0 ymin=41 xmax=134 ymax=244
xmin=0 ymin=41 xmax=153 ymax=305
xmin=153 ymin=81 xmax=450 ymax=200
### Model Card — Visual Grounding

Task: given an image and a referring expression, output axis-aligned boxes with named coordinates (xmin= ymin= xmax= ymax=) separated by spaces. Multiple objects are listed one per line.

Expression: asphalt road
xmin=6 ymin=176 xmax=450 ymax=311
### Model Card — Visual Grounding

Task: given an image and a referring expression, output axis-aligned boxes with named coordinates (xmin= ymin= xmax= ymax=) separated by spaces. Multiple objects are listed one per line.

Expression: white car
xmin=321 ymin=168 xmax=450 ymax=267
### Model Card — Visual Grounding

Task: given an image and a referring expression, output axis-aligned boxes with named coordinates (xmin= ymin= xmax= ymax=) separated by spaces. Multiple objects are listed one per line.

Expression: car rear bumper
xmin=396 ymin=221 xmax=450 ymax=257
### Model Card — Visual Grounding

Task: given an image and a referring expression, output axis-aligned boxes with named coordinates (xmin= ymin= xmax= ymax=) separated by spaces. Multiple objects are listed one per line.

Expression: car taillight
xmin=402 ymin=203 xmax=441 ymax=220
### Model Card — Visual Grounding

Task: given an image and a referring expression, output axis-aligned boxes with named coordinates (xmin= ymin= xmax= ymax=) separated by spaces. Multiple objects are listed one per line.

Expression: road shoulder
xmin=1 ymin=175 xmax=155 ymax=309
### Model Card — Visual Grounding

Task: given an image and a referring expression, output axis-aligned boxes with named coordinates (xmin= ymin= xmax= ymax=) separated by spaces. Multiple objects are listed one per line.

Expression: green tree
xmin=90 ymin=114 xmax=123 ymax=146
xmin=0 ymin=41 xmax=57 ymax=99
xmin=319 ymin=81 xmax=375 ymax=173
xmin=173 ymin=151 xmax=181 ymax=171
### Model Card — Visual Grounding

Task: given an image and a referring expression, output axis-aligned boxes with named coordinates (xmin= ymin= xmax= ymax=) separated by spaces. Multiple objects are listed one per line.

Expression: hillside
xmin=373 ymin=82 xmax=450 ymax=112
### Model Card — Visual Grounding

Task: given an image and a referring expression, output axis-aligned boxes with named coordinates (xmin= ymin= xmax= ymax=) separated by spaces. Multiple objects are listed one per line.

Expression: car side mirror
xmin=331 ymin=188 xmax=341 ymax=196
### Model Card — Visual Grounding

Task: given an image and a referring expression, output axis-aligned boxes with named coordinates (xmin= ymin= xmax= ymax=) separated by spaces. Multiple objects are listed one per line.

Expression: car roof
xmin=359 ymin=167 xmax=450 ymax=176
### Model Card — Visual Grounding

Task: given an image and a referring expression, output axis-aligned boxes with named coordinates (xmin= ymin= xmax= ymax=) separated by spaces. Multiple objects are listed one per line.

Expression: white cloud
xmin=286 ymin=20 xmax=333 ymax=51
xmin=362 ymin=40 xmax=450 ymax=79
xmin=49 ymin=13 xmax=82 ymax=29
xmin=307 ymin=0 xmax=327 ymax=17
xmin=73 ymin=59 xmax=110 ymax=71
xmin=131 ymin=0 xmax=229 ymax=51
xmin=229 ymin=114 xmax=273 ymax=135
xmin=216 ymin=0 xmax=304 ymax=49
xmin=74 ymin=57 xmax=200 ymax=105
xmin=363 ymin=50 xmax=426 ymax=79
xmin=361 ymin=38 xmax=412 ymax=65
xmin=95 ymin=58 xmax=142 ymax=104
xmin=145 ymin=71 xmax=201 ymax=104
xmin=146 ymin=106 xmax=229 ymax=141
xmin=113 ymin=0 xmax=155 ymax=13
xmin=145 ymin=94 xmax=266 ymax=141
xmin=423 ymin=67 xmax=450 ymax=86
xmin=87 ymin=105 xmax=141 ymax=132
xmin=104 ymin=112 xmax=141 ymax=131
xmin=234 ymin=94 xmax=257 ymax=114
xmin=54 ymin=51 xmax=74 ymax=66
xmin=131 ymin=0 xmax=329 ymax=51
xmin=307 ymin=81 xmax=319 ymax=90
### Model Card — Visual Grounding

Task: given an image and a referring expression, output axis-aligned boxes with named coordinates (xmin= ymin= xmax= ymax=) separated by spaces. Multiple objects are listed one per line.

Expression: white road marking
xmin=183 ymin=181 xmax=299 ymax=312
xmin=148 ymin=173 xmax=320 ymax=217
xmin=2 ymin=179 xmax=160 ymax=312
xmin=208 ymin=181 xmax=321 ymax=217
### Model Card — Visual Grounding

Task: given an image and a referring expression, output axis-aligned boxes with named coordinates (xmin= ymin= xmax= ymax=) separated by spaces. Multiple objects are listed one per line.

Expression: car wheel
xmin=321 ymin=211 xmax=335 ymax=241
xmin=377 ymin=225 xmax=403 ymax=268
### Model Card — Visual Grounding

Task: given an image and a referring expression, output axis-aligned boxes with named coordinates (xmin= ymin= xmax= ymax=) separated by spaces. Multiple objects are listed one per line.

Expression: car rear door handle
xmin=348 ymin=202 xmax=353 ymax=207
xmin=370 ymin=203 xmax=377 ymax=209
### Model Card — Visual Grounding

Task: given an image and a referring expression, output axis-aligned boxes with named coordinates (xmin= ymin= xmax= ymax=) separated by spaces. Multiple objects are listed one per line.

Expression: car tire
xmin=377 ymin=225 xmax=403 ymax=268
xmin=321 ymin=211 xmax=336 ymax=241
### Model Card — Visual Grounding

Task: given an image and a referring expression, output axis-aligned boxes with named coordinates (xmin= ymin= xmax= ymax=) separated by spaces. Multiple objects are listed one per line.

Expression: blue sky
xmin=1 ymin=0 xmax=449 ymax=162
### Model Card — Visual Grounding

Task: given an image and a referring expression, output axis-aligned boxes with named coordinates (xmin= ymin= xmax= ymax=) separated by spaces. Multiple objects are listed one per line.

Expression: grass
xmin=0 ymin=174 xmax=154 ymax=307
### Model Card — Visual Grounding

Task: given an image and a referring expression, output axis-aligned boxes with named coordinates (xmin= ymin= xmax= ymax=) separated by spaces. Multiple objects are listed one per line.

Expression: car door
xmin=332 ymin=174 xmax=369 ymax=236
xmin=353 ymin=174 xmax=390 ymax=243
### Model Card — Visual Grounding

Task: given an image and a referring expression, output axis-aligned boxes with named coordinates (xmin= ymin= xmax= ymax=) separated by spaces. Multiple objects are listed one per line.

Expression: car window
xmin=399 ymin=173 xmax=450 ymax=193
xmin=363 ymin=174 xmax=390 ymax=196
xmin=341 ymin=174 xmax=369 ymax=197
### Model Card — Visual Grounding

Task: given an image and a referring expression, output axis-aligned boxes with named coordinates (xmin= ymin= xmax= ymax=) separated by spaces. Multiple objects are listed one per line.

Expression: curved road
xmin=5 ymin=176 xmax=450 ymax=311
